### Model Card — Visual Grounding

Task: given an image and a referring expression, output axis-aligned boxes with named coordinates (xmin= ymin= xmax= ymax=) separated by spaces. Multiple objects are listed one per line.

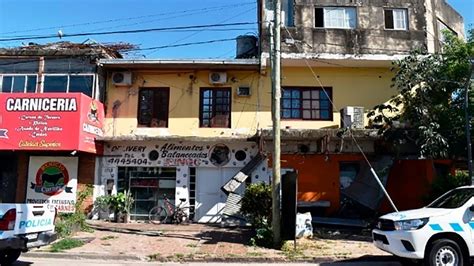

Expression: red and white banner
xmin=0 ymin=93 xmax=104 ymax=154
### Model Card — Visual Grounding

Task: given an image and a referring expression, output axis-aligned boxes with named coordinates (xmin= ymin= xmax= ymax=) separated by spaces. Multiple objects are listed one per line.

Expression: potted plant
xmin=94 ymin=195 xmax=112 ymax=220
xmin=110 ymin=191 xmax=134 ymax=223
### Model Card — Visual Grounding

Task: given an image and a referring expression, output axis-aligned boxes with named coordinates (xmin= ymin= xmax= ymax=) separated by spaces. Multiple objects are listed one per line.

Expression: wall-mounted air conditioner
xmin=340 ymin=106 xmax=364 ymax=129
xmin=237 ymin=86 xmax=251 ymax=96
xmin=111 ymin=72 xmax=132 ymax=86
xmin=209 ymin=72 xmax=227 ymax=84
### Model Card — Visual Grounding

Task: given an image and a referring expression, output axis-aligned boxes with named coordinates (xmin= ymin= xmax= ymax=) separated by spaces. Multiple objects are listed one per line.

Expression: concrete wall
xmin=261 ymin=0 xmax=464 ymax=56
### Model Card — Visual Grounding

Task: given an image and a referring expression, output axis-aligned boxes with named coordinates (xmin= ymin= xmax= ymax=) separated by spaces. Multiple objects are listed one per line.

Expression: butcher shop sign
xmin=26 ymin=156 xmax=78 ymax=213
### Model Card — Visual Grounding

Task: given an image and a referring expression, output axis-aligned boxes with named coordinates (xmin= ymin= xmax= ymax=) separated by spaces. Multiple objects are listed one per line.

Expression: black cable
xmin=0 ymin=22 xmax=258 ymax=42
xmin=0 ymin=2 xmax=255 ymax=36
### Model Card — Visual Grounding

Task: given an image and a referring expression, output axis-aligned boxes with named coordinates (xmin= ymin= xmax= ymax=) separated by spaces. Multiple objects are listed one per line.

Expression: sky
xmin=0 ymin=0 xmax=472 ymax=59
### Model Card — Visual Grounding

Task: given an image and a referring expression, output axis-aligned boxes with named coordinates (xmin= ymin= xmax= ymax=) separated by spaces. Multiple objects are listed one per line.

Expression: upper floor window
xmin=384 ymin=9 xmax=408 ymax=30
xmin=1 ymin=75 xmax=37 ymax=93
xmin=200 ymin=88 xmax=231 ymax=128
xmin=281 ymin=87 xmax=332 ymax=120
xmin=315 ymin=7 xmax=356 ymax=29
xmin=138 ymin=88 xmax=169 ymax=128
xmin=43 ymin=74 xmax=94 ymax=97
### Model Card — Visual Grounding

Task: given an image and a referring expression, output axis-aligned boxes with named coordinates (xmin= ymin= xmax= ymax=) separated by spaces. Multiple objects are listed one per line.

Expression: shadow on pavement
xmin=12 ymin=259 xmax=33 ymax=266
xmin=320 ymin=255 xmax=402 ymax=265
xmin=194 ymin=229 xmax=253 ymax=245
xmin=314 ymin=227 xmax=374 ymax=243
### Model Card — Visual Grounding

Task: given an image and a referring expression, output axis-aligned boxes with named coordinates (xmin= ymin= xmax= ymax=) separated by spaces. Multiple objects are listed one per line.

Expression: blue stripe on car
xmin=469 ymin=222 xmax=474 ymax=229
xmin=449 ymin=223 xmax=464 ymax=232
xmin=429 ymin=224 xmax=443 ymax=231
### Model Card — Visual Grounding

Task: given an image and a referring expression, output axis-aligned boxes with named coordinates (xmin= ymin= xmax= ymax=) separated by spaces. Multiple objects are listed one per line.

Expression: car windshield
xmin=427 ymin=188 xmax=474 ymax=209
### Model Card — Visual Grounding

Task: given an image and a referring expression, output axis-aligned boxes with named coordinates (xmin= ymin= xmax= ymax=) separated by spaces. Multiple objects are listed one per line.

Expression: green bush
xmin=109 ymin=191 xmax=134 ymax=214
xmin=240 ymin=182 xmax=272 ymax=227
xmin=240 ymin=182 xmax=274 ymax=248
xmin=425 ymin=171 xmax=470 ymax=204
xmin=248 ymin=222 xmax=274 ymax=248
xmin=55 ymin=184 xmax=93 ymax=238
xmin=50 ymin=238 xmax=84 ymax=252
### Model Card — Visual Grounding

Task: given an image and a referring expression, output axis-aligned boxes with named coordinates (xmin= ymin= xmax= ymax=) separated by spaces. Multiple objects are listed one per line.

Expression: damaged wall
xmin=261 ymin=0 xmax=464 ymax=56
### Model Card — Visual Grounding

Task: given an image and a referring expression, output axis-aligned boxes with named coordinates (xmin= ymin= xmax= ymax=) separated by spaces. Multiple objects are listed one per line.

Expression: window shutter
xmin=385 ymin=10 xmax=394 ymax=29
xmin=315 ymin=8 xmax=324 ymax=27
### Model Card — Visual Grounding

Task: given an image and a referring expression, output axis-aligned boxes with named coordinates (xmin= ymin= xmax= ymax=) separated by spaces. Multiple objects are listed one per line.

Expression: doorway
xmin=195 ymin=167 xmax=240 ymax=223
xmin=0 ymin=152 xmax=18 ymax=203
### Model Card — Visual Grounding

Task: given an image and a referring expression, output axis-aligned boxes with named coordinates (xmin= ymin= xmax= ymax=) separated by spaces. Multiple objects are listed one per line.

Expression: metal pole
xmin=271 ymin=0 xmax=282 ymax=245
xmin=465 ymin=61 xmax=473 ymax=184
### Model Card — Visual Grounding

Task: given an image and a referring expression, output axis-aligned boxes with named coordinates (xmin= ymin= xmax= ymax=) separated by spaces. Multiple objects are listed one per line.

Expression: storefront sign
xmin=26 ymin=157 xmax=78 ymax=213
xmin=104 ymin=141 xmax=257 ymax=169
xmin=0 ymin=93 xmax=104 ymax=154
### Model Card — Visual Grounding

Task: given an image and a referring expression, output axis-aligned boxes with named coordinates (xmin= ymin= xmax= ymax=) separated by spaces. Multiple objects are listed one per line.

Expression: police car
xmin=372 ymin=186 xmax=474 ymax=265
xmin=0 ymin=204 xmax=57 ymax=265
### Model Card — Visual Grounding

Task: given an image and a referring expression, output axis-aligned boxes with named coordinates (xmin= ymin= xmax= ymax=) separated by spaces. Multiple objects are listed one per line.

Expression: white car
xmin=0 ymin=204 xmax=57 ymax=265
xmin=372 ymin=186 xmax=474 ymax=265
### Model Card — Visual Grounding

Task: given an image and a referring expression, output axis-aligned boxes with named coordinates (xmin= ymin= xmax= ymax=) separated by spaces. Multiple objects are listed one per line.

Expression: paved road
xmin=13 ymin=257 xmax=403 ymax=266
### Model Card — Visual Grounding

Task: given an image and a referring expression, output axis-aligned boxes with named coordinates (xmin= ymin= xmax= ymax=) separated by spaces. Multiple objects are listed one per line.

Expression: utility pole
xmin=466 ymin=60 xmax=473 ymax=184
xmin=271 ymin=0 xmax=282 ymax=245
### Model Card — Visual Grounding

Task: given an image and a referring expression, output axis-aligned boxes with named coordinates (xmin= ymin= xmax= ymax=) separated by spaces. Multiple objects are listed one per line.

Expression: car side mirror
xmin=469 ymin=204 xmax=474 ymax=212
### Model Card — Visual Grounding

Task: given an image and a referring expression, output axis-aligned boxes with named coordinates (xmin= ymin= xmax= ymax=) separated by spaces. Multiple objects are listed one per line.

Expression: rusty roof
xmin=0 ymin=41 xmax=135 ymax=58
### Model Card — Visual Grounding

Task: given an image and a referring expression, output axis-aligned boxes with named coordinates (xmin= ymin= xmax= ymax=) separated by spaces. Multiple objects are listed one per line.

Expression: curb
xmin=22 ymin=251 xmax=338 ymax=263
xmin=22 ymin=251 xmax=144 ymax=261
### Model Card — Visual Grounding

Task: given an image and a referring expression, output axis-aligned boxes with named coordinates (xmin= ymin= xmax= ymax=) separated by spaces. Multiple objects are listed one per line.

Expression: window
xmin=315 ymin=7 xmax=356 ymax=29
xmin=384 ymin=9 xmax=407 ymax=30
xmin=281 ymin=87 xmax=332 ymax=120
xmin=43 ymin=74 xmax=94 ymax=97
xmin=138 ymin=88 xmax=169 ymax=128
xmin=282 ymin=0 xmax=294 ymax=27
xmin=200 ymin=88 xmax=231 ymax=128
xmin=1 ymin=75 xmax=37 ymax=93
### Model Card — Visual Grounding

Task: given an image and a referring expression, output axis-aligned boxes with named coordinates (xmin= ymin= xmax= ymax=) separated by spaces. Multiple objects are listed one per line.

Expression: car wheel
xmin=426 ymin=239 xmax=464 ymax=266
xmin=0 ymin=249 xmax=22 ymax=265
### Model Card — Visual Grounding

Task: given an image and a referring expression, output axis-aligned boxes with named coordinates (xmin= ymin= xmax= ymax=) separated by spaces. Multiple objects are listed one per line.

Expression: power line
xmin=0 ymin=22 xmax=258 ymax=42
xmin=0 ymin=2 xmax=255 ymax=36
xmin=87 ymin=5 xmax=256 ymax=33
xmin=131 ymin=38 xmax=238 ymax=51
xmin=145 ymin=6 xmax=257 ymax=57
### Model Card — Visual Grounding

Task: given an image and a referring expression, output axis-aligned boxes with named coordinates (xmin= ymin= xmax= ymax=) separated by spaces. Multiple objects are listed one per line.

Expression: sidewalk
xmin=24 ymin=220 xmax=389 ymax=263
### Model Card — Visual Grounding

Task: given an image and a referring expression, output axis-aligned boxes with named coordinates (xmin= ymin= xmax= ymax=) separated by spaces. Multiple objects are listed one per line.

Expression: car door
xmin=466 ymin=197 xmax=474 ymax=245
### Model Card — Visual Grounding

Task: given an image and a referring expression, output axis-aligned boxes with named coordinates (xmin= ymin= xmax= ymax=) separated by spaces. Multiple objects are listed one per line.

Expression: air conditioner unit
xmin=209 ymin=72 xmax=227 ymax=84
xmin=340 ymin=106 xmax=364 ymax=129
xmin=237 ymin=86 xmax=251 ymax=96
xmin=111 ymin=72 xmax=132 ymax=86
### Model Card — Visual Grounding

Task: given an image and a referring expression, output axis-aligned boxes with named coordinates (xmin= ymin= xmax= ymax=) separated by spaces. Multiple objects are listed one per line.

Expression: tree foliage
xmin=368 ymin=29 xmax=474 ymax=159
xmin=240 ymin=182 xmax=272 ymax=227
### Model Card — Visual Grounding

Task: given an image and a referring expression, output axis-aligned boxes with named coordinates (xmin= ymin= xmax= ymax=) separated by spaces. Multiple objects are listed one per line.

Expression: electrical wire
xmin=0 ymin=2 xmax=255 ymax=36
xmin=145 ymin=6 xmax=257 ymax=57
xmin=0 ymin=22 xmax=258 ymax=42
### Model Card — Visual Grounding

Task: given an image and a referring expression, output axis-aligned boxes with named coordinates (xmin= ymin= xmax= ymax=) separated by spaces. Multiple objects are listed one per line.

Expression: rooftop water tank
xmin=236 ymin=35 xmax=258 ymax=59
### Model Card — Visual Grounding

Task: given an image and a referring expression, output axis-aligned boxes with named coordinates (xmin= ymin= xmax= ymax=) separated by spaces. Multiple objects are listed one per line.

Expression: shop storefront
xmin=99 ymin=140 xmax=269 ymax=222
xmin=0 ymin=93 xmax=104 ymax=211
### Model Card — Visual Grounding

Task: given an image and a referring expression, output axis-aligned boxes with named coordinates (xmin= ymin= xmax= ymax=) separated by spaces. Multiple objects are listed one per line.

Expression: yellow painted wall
xmin=104 ymin=70 xmax=263 ymax=138
xmin=103 ymin=66 xmax=396 ymax=138
xmin=258 ymin=66 xmax=396 ymax=129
